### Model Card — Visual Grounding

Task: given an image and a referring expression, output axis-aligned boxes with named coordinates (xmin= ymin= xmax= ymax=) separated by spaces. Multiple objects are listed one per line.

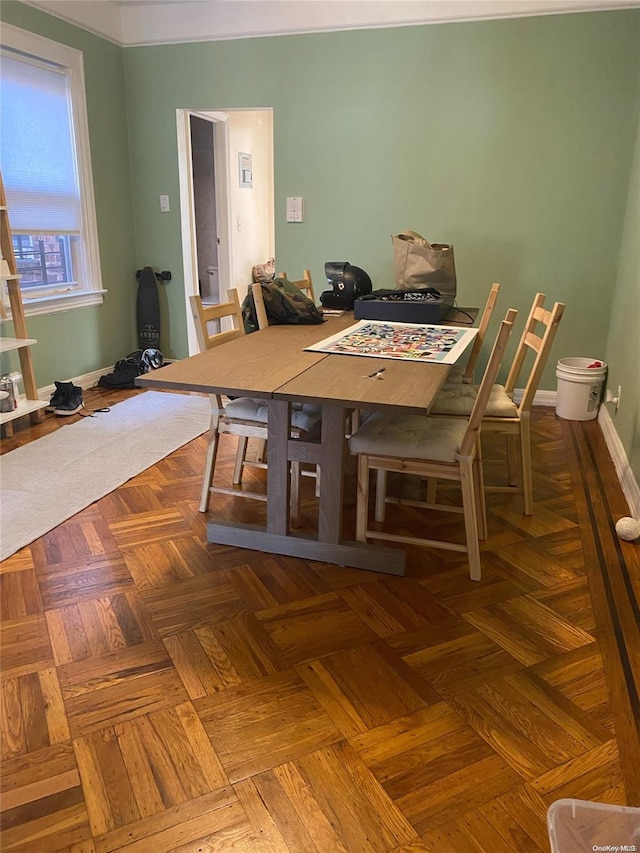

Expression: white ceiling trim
xmin=24 ymin=1 xmax=123 ymax=43
xmin=23 ymin=0 xmax=640 ymax=48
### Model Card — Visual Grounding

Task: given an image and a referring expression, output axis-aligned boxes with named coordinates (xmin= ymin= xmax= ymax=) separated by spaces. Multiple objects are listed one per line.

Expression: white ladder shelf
xmin=1 ymin=173 xmax=47 ymax=435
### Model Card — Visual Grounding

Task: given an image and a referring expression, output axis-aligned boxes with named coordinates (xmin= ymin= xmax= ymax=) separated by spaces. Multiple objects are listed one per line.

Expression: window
xmin=0 ymin=24 xmax=104 ymax=315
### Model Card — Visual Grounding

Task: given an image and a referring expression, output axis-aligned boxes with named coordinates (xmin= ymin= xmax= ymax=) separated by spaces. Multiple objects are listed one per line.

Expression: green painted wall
xmin=605 ymin=113 xmax=640 ymax=480
xmin=0 ymin=2 xmax=136 ymax=387
xmin=121 ymin=11 xmax=640 ymax=379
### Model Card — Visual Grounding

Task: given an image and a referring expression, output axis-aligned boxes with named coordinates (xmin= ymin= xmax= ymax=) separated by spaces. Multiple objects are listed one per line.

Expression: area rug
xmin=0 ymin=391 xmax=211 ymax=562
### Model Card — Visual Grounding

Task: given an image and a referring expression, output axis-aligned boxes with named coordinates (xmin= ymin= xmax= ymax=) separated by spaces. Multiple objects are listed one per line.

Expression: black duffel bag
xmin=98 ymin=348 xmax=163 ymax=389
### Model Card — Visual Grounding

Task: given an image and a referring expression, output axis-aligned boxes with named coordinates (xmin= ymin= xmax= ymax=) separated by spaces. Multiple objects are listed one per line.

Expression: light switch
xmin=160 ymin=194 xmax=170 ymax=212
xmin=286 ymin=197 xmax=303 ymax=223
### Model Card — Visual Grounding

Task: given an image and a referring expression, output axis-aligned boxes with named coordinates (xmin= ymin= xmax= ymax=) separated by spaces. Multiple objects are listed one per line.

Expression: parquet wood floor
xmin=1 ymin=387 xmax=639 ymax=852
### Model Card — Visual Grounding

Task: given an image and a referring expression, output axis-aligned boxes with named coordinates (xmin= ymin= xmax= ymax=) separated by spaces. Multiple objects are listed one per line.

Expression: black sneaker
xmin=53 ymin=382 xmax=83 ymax=416
xmin=46 ymin=380 xmax=70 ymax=412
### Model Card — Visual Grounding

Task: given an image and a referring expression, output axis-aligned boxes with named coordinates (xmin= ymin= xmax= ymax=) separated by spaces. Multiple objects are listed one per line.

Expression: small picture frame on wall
xmin=239 ymin=152 xmax=253 ymax=188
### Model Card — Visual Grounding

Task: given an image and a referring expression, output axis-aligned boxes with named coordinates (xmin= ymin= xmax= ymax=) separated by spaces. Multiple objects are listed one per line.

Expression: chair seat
xmin=443 ymin=364 xmax=465 ymax=384
xmin=349 ymin=411 xmax=468 ymax=462
xmin=430 ymin=383 xmax=518 ymax=417
xmin=224 ymin=396 xmax=322 ymax=431
xmin=440 ymin=364 xmax=478 ymax=386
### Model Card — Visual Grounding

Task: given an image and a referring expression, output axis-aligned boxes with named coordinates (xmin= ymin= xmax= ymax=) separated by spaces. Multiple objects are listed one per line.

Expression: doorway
xmin=177 ymin=108 xmax=274 ymax=355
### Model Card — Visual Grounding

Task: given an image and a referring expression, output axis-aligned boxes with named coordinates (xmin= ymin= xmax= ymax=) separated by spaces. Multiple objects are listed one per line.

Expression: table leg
xmin=318 ymin=405 xmax=345 ymax=544
xmin=206 ymin=398 xmax=405 ymax=574
xmin=267 ymin=399 xmax=290 ymax=536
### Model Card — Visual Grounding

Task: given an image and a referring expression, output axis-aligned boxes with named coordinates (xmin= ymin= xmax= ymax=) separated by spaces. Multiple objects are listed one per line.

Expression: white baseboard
xmin=598 ymin=405 xmax=640 ymax=520
xmin=531 ymin=389 xmax=556 ymax=407
xmin=36 ymin=360 xmax=178 ymax=402
xmin=524 ymin=388 xmax=557 ymax=409
xmin=511 ymin=388 xmax=556 ymax=406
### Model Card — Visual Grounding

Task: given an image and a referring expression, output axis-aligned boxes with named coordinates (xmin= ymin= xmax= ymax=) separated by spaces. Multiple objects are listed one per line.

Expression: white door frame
xmin=176 ymin=109 xmax=233 ymax=355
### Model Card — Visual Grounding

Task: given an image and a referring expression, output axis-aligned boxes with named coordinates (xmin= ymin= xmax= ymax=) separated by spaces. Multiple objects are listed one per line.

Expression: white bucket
xmin=556 ymin=358 xmax=607 ymax=421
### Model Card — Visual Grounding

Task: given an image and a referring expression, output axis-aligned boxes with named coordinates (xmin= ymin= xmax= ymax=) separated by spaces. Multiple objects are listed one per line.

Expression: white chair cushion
xmin=224 ymin=397 xmax=321 ymax=431
xmin=349 ymin=412 xmax=468 ymax=462
xmin=429 ymin=383 xmax=518 ymax=417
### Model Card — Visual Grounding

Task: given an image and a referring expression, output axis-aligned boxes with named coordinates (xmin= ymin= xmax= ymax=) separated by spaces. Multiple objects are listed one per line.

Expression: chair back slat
xmin=534 ymin=305 xmax=553 ymax=326
xmin=458 ymin=308 xmax=517 ymax=459
xmin=462 ymin=282 xmax=501 ymax=382
xmin=524 ymin=330 xmax=544 ymax=354
xmin=189 ymin=290 xmax=244 ymax=352
xmin=250 ymin=282 xmax=270 ymax=331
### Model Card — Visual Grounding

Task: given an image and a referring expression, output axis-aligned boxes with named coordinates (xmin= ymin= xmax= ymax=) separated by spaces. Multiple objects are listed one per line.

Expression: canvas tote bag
xmin=392 ymin=231 xmax=457 ymax=294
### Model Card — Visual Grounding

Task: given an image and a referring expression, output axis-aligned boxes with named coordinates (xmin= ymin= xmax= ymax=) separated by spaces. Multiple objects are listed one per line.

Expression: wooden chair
xmin=277 ymin=269 xmax=316 ymax=304
xmin=371 ymin=282 xmax=500 ymax=521
xmin=189 ymin=291 xmax=321 ymax=515
xmin=190 ymin=288 xmax=245 ymax=352
xmin=446 ymin=282 xmax=501 ymax=384
xmin=349 ymin=309 xmax=517 ymax=580
xmin=429 ymin=292 xmax=565 ymax=515
xmin=190 ymin=290 xmax=265 ymax=510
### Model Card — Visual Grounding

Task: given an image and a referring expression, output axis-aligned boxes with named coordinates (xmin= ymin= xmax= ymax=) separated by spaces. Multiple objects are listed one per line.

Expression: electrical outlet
xmin=605 ymin=385 xmax=622 ymax=413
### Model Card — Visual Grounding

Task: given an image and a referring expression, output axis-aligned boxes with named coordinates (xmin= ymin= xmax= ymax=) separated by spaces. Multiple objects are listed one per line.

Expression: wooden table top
xmin=271 ymin=307 xmax=476 ymax=412
xmin=137 ymin=314 xmax=356 ymax=398
xmin=274 ymin=354 xmax=450 ymax=414
xmin=138 ymin=309 xmax=475 ymax=412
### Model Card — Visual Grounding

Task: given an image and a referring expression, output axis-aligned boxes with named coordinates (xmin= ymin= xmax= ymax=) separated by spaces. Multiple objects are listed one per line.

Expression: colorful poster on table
xmin=305 ymin=320 xmax=477 ymax=364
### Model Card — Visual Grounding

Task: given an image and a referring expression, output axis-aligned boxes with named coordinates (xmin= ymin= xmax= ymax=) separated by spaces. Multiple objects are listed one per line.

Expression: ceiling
xmin=23 ymin=0 xmax=640 ymax=47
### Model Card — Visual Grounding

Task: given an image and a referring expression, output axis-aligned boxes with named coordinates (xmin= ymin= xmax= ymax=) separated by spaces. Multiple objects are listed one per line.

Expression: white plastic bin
xmin=547 ymin=798 xmax=640 ymax=853
xmin=556 ymin=358 xmax=607 ymax=421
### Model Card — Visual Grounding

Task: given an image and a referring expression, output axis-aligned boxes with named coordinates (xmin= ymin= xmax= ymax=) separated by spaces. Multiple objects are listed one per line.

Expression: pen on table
xmin=368 ymin=367 xmax=386 ymax=378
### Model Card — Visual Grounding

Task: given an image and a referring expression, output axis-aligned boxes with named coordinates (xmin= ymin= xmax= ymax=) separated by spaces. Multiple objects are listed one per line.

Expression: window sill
xmin=19 ymin=289 xmax=107 ymax=318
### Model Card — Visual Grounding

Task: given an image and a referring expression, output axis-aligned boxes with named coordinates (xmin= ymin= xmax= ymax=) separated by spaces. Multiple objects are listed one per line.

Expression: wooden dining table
xmin=137 ymin=311 xmax=476 ymax=575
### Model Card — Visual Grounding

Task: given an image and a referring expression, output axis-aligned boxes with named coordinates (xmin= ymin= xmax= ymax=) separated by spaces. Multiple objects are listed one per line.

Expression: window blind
xmin=0 ymin=50 xmax=82 ymax=234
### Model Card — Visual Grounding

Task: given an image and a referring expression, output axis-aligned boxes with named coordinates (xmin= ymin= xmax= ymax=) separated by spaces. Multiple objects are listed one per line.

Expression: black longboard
xmin=135 ymin=267 xmax=171 ymax=350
